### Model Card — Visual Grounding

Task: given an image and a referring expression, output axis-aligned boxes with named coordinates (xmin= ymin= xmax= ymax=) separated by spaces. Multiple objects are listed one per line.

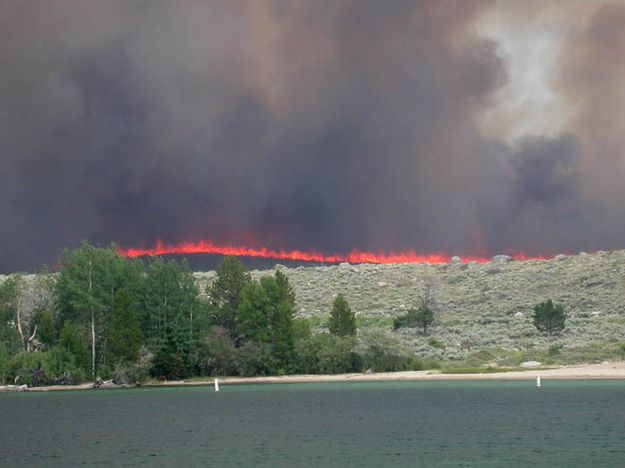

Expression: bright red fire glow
xmin=118 ymin=240 xmax=549 ymax=264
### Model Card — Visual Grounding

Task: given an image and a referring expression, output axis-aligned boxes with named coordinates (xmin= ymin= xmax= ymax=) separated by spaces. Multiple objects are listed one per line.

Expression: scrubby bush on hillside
xmin=393 ymin=306 xmax=434 ymax=335
xmin=393 ymin=283 xmax=436 ymax=334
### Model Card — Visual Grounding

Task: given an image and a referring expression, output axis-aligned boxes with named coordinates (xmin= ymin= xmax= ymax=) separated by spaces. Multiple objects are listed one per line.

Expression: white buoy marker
xmin=215 ymin=378 xmax=220 ymax=392
xmin=536 ymin=376 xmax=541 ymax=387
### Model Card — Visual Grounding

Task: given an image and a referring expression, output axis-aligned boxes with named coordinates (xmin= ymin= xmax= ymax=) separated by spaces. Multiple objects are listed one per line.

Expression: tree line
xmin=0 ymin=243 xmax=421 ymax=386
xmin=0 ymin=243 xmax=568 ymax=386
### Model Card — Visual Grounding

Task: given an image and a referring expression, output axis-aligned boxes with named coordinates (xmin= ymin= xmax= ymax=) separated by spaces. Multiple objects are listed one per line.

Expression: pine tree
xmin=208 ymin=256 xmax=251 ymax=341
xmin=533 ymin=300 xmax=566 ymax=335
xmin=108 ymin=290 xmax=142 ymax=363
xmin=238 ymin=271 xmax=296 ymax=372
xmin=328 ymin=294 xmax=357 ymax=337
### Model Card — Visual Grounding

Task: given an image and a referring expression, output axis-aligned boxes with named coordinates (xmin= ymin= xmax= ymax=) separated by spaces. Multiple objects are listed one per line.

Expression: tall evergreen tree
xmin=141 ymin=257 xmax=203 ymax=377
xmin=35 ymin=311 xmax=57 ymax=349
xmin=108 ymin=290 xmax=142 ymax=363
xmin=59 ymin=321 xmax=90 ymax=374
xmin=328 ymin=294 xmax=357 ymax=337
xmin=238 ymin=271 xmax=296 ymax=371
xmin=208 ymin=256 xmax=251 ymax=341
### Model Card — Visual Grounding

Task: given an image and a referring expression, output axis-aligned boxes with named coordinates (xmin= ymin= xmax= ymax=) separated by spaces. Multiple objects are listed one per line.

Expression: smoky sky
xmin=1 ymin=0 xmax=625 ymax=272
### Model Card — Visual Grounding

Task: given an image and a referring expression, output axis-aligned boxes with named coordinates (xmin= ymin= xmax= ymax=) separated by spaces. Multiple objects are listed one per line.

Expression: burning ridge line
xmin=117 ymin=240 xmax=548 ymax=264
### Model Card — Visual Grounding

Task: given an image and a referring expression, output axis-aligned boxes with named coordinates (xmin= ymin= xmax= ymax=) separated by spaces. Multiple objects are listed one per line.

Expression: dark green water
xmin=1 ymin=380 xmax=625 ymax=467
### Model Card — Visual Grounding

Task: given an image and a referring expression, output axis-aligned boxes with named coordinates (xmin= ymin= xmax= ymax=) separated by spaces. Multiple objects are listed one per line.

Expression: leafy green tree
xmin=0 ymin=275 xmax=24 ymax=353
xmin=141 ymin=257 xmax=203 ymax=349
xmin=55 ymin=242 xmax=143 ymax=377
xmin=30 ymin=267 xmax=58 ymax=349
xmin=533 ymin=300 xmax=566 ymax=335
xmin=238 ymin=271 xmax=296 ymax=371
xmin=328 ymin=294 xmax=357 ymax=337
xmin=207 ymin=257 xmax=251 ymax=341
xmin=108 ymin=290 xmax=142 ymax=364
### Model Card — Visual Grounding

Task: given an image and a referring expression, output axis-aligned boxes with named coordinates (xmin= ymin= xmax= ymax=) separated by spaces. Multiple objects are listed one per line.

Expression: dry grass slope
xmin=196 ymin=250 xmax=625 ymax=363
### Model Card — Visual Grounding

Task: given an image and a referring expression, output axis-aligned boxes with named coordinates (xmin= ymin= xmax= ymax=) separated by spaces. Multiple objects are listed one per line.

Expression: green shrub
xmin=294 ymin=335 xmax=324 ymax=374
xmin=10 ymin=351 xmax=42 ymax=386
xmin=294 ymin=334 xmax=360 ymax=374
xmin=198 ymin=327 xmax=238 ymax=376
xmin=236 ymin=341 xmax=274 ymax=377
xmin=548 ymin=343 xmax=563 ymax=356
xmin=358 ymin=328 xmax=423 ymax=372
xmin=41 ymin=346 xmax=86 ymax=384
xmin=316 ymin=335 xmax=360 ymax=374
xmin=428 ymin=338 xmax=445 ymax=349
xmin=0 ymin=346 xmax=10 ymax=384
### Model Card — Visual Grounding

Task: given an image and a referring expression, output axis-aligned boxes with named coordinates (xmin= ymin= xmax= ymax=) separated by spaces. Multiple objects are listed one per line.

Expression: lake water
xmin=1 ymin=380 xmax=625 ymax=466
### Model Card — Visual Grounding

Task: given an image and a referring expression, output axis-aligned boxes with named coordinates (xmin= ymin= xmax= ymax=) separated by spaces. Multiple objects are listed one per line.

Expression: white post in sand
xmin=536 ymin=376 xmax=541 ymax=387
xmin=215 ymin=378 xmax=220 ymax=392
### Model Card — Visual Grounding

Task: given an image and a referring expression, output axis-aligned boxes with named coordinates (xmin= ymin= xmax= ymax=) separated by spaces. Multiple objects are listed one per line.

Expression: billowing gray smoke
xmin=1 ymin=0 xmax=624 ymax=272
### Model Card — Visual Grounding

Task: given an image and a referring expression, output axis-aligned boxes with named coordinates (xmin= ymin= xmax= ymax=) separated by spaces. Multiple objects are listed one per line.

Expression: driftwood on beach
xmin=0 ymin=384 xmax=28 ymax=393
xmin=90 ymin=379 xmax=131 ymax=390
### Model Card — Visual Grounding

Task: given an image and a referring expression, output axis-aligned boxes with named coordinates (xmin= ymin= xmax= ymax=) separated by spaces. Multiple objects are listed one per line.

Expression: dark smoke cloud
xmin=0 ymin=0 xmax=623 ymax=272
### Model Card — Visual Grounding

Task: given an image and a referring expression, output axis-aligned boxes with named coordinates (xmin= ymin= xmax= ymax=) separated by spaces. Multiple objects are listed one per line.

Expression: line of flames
xmin=117 ymin=240 xmax=549 ymax=265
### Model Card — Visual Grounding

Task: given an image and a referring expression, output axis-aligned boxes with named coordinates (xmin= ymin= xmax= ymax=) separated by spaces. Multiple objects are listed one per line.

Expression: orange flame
xmin=117 ymin=239 xmax=549 ymax=264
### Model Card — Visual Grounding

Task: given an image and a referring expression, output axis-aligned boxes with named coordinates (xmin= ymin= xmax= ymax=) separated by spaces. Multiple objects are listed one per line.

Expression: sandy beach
xmin=18 ymin=362 xmax=625 ymax=392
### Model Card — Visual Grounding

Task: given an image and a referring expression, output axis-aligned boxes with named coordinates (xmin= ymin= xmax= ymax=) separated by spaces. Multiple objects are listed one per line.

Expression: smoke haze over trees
xmin=2 ymin=0 xmax=625 ymax=272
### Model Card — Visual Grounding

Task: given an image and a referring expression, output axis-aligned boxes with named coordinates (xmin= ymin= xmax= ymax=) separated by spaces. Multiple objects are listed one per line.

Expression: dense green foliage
xmin=55 ymin=242 xmax=143 ymax=377
xmin=107 ymin=290 xmax=142 ymax=364
xmin=0 ymin=246 xmax=442 ymax=386
xmin=533 ymin=300 xmax=567 ymax=335
xmin=328 ymin=294 xmax=357 ymax=337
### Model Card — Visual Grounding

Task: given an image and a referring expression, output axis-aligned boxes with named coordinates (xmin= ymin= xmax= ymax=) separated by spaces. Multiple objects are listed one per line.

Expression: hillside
xmin=196 ymin=250 xmax=625 ymax=362
xmin=4 ymin=250 xmax=625 ymax=364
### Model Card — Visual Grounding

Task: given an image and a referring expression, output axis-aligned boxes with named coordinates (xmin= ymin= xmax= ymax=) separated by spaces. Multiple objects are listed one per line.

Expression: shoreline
xmin=19 ymin=362 xmax=625 ymax=392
